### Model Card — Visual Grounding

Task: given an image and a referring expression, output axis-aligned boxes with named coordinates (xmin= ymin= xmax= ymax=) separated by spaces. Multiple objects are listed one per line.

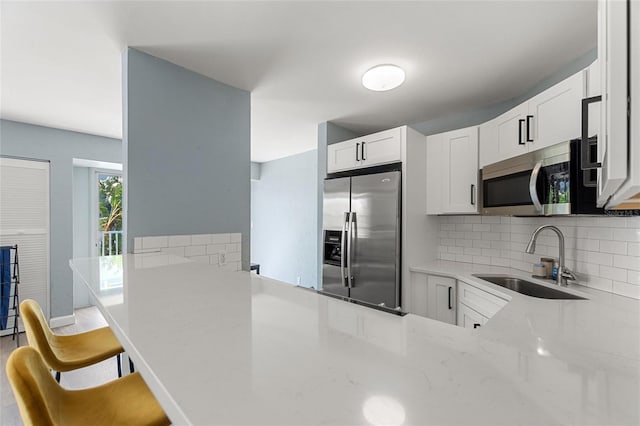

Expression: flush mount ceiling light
xmin=362 ymin=64 xmax=405 ymax=91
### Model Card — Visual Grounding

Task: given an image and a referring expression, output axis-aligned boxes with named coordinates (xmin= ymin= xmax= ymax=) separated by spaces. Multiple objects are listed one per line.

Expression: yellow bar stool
xmin=6 ymin=346 xmax=170 ymax=426
xmin=20 ymin=299 xmax=125 ymax=383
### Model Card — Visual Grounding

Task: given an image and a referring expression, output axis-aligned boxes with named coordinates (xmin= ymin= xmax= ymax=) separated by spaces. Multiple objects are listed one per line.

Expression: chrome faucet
xmin=525 ymin=225 xmax=576 ymax=286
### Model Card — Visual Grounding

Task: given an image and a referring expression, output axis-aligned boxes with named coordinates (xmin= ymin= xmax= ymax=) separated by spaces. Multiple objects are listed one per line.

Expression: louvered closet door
xmin=0 ymin=157 xmax=50 ymax=334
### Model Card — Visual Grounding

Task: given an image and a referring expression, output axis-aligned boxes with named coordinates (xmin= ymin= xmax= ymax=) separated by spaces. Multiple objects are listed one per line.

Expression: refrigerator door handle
xmin=346 ymin=211 xmax=355 ymax=288
xmin=341 ymin=212 xmax=348 ymax=287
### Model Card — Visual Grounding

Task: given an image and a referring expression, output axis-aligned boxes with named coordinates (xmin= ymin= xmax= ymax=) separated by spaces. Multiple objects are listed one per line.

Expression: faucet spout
xmin=525 ymin=225 xmax=573 ymax=286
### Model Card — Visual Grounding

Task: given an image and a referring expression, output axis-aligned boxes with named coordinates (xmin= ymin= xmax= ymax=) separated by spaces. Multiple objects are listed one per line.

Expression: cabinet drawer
xmin=457 ymin=302 xmax=487 ymax=329
xmin=458 ymin=281 xmax=508 ymax=319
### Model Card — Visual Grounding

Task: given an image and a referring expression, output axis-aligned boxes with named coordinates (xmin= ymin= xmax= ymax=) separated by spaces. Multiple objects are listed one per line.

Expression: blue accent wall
xmin=251 ymin=149 xmax=318 ymax=287
xmin=123 ymin=48 xmax=251 ymax=269
xmin=0 ymin=119 xmax=121 ymax=318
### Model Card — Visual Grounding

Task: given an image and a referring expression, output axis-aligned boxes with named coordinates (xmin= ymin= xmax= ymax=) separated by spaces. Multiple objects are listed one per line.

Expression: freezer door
xmin=322 ymin=177 xmax=350 ymax=298
xmin=349 ymin=171 xmax=401 ymax=308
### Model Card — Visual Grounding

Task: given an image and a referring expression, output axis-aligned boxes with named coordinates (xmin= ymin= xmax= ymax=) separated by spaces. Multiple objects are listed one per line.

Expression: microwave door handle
xmin=529 ymin=161 xmax=543 ymax=213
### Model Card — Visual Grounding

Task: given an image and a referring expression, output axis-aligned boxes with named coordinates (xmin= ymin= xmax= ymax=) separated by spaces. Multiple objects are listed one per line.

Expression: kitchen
xmin=1 ymin=1 xmax=639 ymax=425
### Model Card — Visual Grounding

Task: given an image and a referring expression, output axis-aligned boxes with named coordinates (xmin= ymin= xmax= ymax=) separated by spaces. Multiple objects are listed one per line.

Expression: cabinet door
xmin=441 ymin=127 xmax=479 ymax=214
xmin=494 ymin=103 xmax=529 ymax=162
xmin=360 ymin=128 xmax=402 ymax=167
xmin=586 ymin=60 xmax=601 ymax=139
xmin=527 ymin=71 xmax=584 ymax=151
xmin=425 ymin=133 xmax=443 ymax=214
xmin=597 ymin=0 xmax=629 ymax=206
xmin=409 ymin=272 xmax=429 ymax=317
xmin=457 ymin=303 xmax=486 ymax=329
xmin=478 ymin=118 xmax=498 ymax=168
xmin=426 ymin=275 xmax=456 ymax=325
xmin=327 ymin=140 xmax=359 ymax=173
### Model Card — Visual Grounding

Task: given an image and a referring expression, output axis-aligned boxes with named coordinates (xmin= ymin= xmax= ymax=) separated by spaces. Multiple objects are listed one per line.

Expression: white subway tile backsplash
xmin=206 ymin=244 xmax=227 ymax=254
xmin=142 ymin=236 xmax=168 ymax=249
xmin=436 ymin=215 xmax=640 ymax=300
xmin=185 ymin=245 xmax=206 ymax=256
xmin=161 ymin=247 xmax=186 ymax=257
xmin=613 ymin=255 xmax=640 ymax=271
xmin=134 ymin=232 xmax=242 ymax=271
xmin=613 ymin=281 xmax=640 ymax=299
xmin=211 ymin=233 xmax=231 ymax=244
xmin=599 ymin=265 xmax=626 ymax=282
xmin=627 ymin=270 xmax=640 ymax=285
xmin=599 ymin=240 xmax=627 ymax=255
xmin=481 ymin=216 xmax=502 ymax=224
xmin=168 ymin=235 xmax=191 ymax=247
xmin=613 ymin=228 xmax=640 ymax=242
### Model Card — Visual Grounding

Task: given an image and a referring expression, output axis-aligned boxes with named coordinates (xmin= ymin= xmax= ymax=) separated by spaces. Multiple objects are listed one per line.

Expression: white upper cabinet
xmin=327 ymin=127 xmax=402 ymax=173
xmin=596 ymin=0 xmax=640 ymax=209
xmin=426 ymin=126 xmax=479 ymax=214
xmin=479 ymin=70 xmax=585 ymax=167
xmin=327 ymin=139 xmax=360 ymax=172
xmin=496 ymin=103 xmax=529 ymax=160
xmin=527 ymin=71 xmax=584 ymax=151
xmin=360 ymin=128 xmax=402 ymax=167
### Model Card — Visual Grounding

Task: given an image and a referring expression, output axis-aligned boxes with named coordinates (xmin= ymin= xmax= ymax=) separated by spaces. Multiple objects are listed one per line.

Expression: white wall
xmin=436 ymin=215 xmax=640 ymax=299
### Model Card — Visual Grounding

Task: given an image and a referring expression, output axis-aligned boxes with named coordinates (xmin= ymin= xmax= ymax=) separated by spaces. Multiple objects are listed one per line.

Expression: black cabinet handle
xmin=356 ymin=143 xmax=360 ymax=161
xmin=473 ymin=323 xmax=481 ymax=329
xmin=581 ymin=96 xmax=602 ymax=171
xmin=518 ymin=119 xmax=525 ymax=145
xmin=526 ymin=115 xmax=534 ymax=142
xmin=361 ymin=141 xmax=366 ymax=161
xmin=470 ymin=184 xmax=475 ymax=206
xmin=448 ymin=286 xmax=453 ymax=310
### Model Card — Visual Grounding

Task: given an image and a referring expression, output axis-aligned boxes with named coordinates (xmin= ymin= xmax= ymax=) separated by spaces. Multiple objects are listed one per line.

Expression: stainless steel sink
xmin=472 ymin=275 xmax=587 ymax=300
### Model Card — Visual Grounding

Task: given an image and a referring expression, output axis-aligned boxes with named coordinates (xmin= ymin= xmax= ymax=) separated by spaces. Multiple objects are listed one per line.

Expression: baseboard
xmin=49 ymin=313 xmax=76 ymax=329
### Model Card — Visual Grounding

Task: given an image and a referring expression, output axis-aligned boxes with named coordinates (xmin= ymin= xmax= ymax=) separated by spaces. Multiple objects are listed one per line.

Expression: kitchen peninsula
xmin=70 ymin=253 xmax=640 ymax=426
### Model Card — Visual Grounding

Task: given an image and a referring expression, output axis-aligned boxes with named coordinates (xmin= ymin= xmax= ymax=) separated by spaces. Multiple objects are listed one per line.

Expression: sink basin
xmin=472 ymin=275 xmax=587 ymax=300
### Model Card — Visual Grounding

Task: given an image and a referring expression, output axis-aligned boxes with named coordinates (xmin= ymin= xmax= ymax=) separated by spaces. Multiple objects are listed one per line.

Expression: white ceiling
xmin=0 ymin=1 xmax=596 ymax=163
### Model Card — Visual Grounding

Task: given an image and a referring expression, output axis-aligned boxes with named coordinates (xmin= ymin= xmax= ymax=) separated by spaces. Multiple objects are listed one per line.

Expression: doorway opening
xmin=96 ymin=172 xmax=123 ymax=257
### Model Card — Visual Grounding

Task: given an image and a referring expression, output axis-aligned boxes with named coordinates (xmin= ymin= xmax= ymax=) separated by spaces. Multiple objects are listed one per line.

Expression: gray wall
xmin=123 ymin=48 xmax=251 ymax=269
xmin=0 ymin=119 xmax=122 ymax=318
xmin=251 ymin=149 xmax=318 ymax=287
xmin=410 ymin=48 xmax=597 ymax=136
xmin=316 ymin=122 xmax=360 ymax=287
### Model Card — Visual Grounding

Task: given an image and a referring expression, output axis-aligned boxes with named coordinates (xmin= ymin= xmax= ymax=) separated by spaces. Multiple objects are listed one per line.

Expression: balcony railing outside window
xmin=100 ymin=231 xmax=123 ymax=256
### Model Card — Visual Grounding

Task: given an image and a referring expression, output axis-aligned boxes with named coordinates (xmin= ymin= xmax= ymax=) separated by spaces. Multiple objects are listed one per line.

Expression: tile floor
xmin=1 ymin=306 xmax=120 ymax=426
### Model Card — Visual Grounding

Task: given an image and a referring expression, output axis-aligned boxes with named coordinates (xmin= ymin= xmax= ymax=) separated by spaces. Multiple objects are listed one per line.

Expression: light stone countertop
xmin=70 ymin=254 xmax=640 ymax=426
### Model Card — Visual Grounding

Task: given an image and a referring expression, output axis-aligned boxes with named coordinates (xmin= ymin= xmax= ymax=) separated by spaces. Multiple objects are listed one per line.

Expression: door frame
xmin=90 ymin=169 xmax=124 ymax=257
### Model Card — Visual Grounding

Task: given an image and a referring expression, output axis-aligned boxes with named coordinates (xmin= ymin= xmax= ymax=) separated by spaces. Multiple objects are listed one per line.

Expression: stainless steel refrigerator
xmin=321 ymin=170 xmax=401 ymax=309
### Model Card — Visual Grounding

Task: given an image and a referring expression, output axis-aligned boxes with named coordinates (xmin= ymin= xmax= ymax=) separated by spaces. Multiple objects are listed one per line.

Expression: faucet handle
xmin=561 ymin=267 xmax=577 ymax=282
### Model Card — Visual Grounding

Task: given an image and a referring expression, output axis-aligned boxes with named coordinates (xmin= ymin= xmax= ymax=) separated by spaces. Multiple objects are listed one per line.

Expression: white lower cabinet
xmin=457 ymin=280 xmax=508 ymax=329
xmin=457 ymin=303 xmax=486 ymax=329
xmin=409 ymin=272 xmax=456 ymax=325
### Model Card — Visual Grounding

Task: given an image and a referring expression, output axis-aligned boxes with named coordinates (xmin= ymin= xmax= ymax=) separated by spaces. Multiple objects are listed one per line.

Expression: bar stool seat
xmin=20 ymin=299 xmax=124 ymax=379
xmin=6 ymin=346 xmax=170 ymax=426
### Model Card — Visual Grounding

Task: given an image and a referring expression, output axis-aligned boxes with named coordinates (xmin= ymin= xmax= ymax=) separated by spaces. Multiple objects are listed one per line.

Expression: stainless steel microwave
xmin=480 ymin=140 xmax=602 ymax=216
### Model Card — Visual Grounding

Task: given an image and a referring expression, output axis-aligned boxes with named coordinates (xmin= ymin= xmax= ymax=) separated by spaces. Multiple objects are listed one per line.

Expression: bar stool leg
xmin=55 ymin=371 xmax=61 ymax=383
xmin=117 ymin=353 xmax=122 ymax=378
xmin=129 ymin=358 xmax=135 ymax=373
